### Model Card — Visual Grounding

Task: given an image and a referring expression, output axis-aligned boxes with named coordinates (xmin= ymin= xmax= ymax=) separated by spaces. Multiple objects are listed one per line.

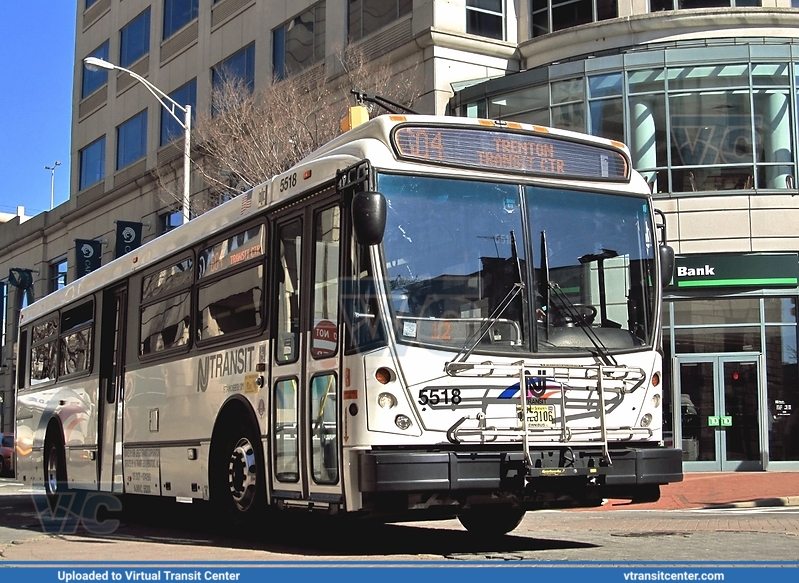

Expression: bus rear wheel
xmin=457 ymin=505 xmax=526 ymax=535
xmin=211 ymin=421 xmax=265 ymax=529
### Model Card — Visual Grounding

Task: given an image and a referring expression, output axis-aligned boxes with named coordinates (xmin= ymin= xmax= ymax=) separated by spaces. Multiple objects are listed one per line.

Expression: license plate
xmin=526 ymin=404 xmax=555 ymax=428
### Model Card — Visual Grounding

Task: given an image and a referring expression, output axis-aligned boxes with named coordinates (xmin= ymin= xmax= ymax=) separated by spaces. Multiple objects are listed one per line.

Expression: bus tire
xmin=631 ymin=484 xmax=660 ymax=504
xmin=211 ymin=420 xmax=265 ymax=529
xmin=457 ymin=505 xmax=525 ymax=535
xmin=44 ymin=433 xmax=68 ymax=509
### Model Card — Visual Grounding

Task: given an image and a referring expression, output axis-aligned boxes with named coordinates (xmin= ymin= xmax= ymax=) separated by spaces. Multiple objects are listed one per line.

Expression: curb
xmin=704 ymin=495 xmax=799 ymax=509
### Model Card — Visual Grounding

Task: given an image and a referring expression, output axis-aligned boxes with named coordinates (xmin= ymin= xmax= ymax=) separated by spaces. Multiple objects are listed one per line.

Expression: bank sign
xmin=669 ymin=253 xmax=799 ymax=289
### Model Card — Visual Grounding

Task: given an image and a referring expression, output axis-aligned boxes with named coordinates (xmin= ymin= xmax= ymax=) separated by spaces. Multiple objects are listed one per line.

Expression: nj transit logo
xmin=498 ymin=377 xmax=561 ymax=400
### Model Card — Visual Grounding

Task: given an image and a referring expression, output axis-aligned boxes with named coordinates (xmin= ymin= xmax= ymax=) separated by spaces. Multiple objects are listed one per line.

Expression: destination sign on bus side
xmin=392 ymin=125 xmax=629 ymax=181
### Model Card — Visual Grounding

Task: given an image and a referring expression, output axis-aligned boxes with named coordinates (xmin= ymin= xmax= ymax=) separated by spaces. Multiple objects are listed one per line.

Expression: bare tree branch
xmin=154 ymin=46 xmax=421 ymax=218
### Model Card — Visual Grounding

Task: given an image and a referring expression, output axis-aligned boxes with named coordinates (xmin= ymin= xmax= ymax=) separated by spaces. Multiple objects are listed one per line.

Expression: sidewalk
xmin=598 ymin=471 xmax=799 ymax=511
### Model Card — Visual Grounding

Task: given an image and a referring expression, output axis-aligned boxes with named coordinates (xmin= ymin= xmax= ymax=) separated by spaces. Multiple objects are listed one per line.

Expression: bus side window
xmin=30 ymin=316 xmax=58 ymax=385
xmin=59 ymin=301 xmax=94 ymax=377
xmin=139 ymin=256 xmax=194 ymax=357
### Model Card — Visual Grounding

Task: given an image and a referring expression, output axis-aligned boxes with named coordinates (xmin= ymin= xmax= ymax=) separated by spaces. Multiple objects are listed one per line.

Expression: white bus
xmin=15 ymin=114 xmax=680 ymax=535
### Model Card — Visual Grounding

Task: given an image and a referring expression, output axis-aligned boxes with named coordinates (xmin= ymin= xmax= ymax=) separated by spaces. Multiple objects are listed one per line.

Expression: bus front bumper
xmin=358 ymin=447 xmax=683 ymax=494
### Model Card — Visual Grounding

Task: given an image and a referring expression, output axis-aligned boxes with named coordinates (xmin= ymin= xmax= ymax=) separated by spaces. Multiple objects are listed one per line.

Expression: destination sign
xmin=198 ymin=224 xmax=264 ymax=279
xmin=392 ymin=125 xmax=629 ymax=181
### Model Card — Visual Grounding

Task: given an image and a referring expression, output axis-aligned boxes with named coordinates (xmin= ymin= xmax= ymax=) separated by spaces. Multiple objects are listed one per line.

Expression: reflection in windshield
xmin=376 ymin=174 xmax=656 ymax=355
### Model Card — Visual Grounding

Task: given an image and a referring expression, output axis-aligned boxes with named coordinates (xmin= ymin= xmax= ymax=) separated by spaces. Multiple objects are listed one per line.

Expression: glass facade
xmin=457 ymin=39 xmax=799 ymax=196
xmin=663 ymin=296 xmax=799 ymax=467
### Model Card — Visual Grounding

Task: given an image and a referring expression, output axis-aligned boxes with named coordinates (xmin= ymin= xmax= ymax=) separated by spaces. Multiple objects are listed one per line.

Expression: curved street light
xmin=84 ymin=56 xmax=192 ymax=224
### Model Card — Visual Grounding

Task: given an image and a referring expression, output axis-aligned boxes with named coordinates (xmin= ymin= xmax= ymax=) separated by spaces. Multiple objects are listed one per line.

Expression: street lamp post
xmin=83 ymin=56 xmax=192 ymax=224
xmin=45 ymin=161 xmax=61 ymax=210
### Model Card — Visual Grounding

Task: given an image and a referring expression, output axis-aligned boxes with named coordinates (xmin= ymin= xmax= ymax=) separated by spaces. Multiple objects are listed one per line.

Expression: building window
xmin=117 ymin=110 xmax=148 ymax=170
xmin=50 ymin=258 xmax=68 ymax=293
xmin=159 ymin=210 xmax=183 ymax=234
xmin=531 ymin=0 xmax=617 ymax=38
xmin=163 ymin=0 xmax=199 ymax=40
xmin=82 ymin=41 xmax=109 ymax=98
xmin=273 ymin=4 xmax=326 ymax=80
xmin=85 ymin=0 xmax=99 ymax=8
xmin=348 ymin=0 xmax=411 ymax=42
xmin=466 ymin=0 xmax=504 ymax=40
xmin=650 ymin=0 xmax=761 ymax=8
xmin=120 ymin=8 xmax=151 ymax=68
xmin=161 ymin=79 xmax=197 ymax=146
xmin=212 ymin=44 xmax=255 ymax=94
xmin=79 ymin=136 xmax=106 ymax=190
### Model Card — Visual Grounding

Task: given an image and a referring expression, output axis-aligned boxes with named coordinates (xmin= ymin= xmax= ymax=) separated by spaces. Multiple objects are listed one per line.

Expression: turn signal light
xmin=375 ymin=367 xmax=393 ymax=384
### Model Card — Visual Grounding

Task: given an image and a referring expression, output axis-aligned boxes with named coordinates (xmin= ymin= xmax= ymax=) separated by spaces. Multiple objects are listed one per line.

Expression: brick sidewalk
xmin=599 ymin=471 xmax=799 ymax=510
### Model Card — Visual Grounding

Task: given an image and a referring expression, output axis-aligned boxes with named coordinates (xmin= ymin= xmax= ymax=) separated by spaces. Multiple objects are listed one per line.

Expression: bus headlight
xmin=650 ymin=393 xmax=661 ymax=408
xmin=640 ymin=413 xmax=653 ymax=427
xmin=377 ymin=392 xmax=397 ymax=409
xmin=395 ymin=414 xmax=412 ymax=430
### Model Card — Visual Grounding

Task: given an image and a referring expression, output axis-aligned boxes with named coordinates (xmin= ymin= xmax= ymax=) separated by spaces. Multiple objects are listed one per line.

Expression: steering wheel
xmin=553 ymin=304 xmax=597 ymax=326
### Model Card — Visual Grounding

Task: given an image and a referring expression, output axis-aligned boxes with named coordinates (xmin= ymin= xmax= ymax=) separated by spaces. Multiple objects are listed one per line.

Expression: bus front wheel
xmin=457 ymin=505 xmax=525 ymax=535
xmin=44 ymin=435 xmax=68 ymax=508
xmin=211 ymin=421 xmax=265 ymax=529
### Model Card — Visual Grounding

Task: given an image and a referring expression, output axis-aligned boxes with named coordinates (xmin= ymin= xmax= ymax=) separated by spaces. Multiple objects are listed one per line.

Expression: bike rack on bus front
xmin=444 ymin=360 xmax=649 ymax=467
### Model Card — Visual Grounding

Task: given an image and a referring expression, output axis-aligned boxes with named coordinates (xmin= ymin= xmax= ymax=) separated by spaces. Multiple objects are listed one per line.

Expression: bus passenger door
xmin=270 ymin=195 xmax=344 ymax=509
xmin=98 ymin=284 xmax=127 ymax=492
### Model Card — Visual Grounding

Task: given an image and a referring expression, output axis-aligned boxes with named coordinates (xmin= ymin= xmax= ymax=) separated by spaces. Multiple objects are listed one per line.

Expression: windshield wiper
xmin=548 ymin=284 xmax=617 ymax=366
xmin=449 ymin=282 xmax=524 ymax=365
xmin=540 ymin=231 xmax=617 ymax=367
xmin=449 ymin=230 xmax=525 ymax=365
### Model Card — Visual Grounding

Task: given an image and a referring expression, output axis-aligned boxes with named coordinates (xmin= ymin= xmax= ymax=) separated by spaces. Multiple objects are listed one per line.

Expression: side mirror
xmin=659 ymin=244 xmax=675 ymax=288
xmin=351 ymin=191 xmax=386 ymax=246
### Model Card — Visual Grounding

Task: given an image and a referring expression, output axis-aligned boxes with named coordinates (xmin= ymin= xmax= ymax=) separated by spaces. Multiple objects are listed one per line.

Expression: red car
xmin=0 ymin=432 xmax=14 ymax=477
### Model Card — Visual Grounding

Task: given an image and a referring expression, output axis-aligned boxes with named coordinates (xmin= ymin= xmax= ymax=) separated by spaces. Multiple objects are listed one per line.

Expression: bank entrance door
xmin=676 ymin=355 xmax=764 ymax=471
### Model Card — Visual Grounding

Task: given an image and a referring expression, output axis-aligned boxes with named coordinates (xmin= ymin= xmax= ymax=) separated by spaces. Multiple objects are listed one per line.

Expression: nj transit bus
xmin=15 ymin=114 xmax=680 ymax=535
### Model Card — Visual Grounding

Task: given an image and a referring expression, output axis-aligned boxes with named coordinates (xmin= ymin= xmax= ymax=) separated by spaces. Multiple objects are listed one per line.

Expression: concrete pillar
xmin=764 ymin=91 xmax=791 ymax=189
xmin=632 ymin=100 xmax=657 ymax=188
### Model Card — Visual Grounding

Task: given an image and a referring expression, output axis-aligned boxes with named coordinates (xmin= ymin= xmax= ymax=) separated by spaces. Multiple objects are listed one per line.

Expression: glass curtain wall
xmin=460 ymin=40 xmax=799 ymax=196
xmin=662 ymin=297 xmax=799 ymax=465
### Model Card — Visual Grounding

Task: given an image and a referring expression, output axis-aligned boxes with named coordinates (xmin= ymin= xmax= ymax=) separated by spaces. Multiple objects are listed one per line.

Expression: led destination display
xmin=392 ymin=125 xmax=629 ymax=180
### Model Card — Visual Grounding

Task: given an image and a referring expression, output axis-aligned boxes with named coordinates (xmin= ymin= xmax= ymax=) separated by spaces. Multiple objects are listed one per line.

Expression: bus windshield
xmin=378 ymin=173 xmax=657 ymax=355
